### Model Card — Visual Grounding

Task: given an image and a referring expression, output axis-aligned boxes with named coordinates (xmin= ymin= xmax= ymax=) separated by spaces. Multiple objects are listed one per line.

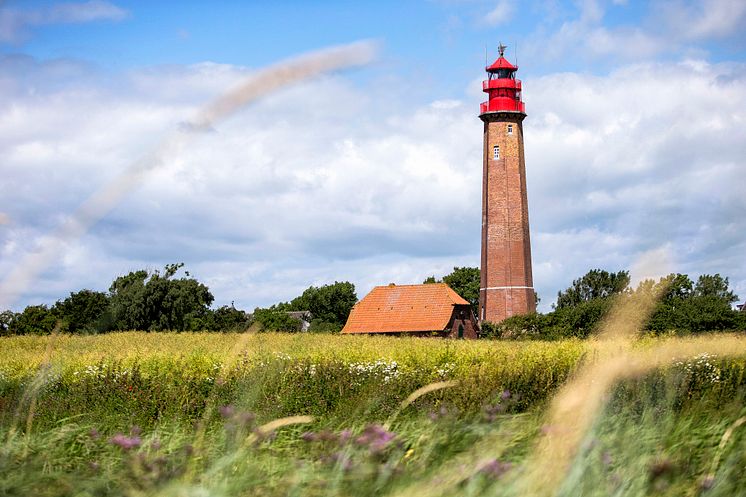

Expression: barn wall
xmin=446 ymin=305 xmax=479 ymax=339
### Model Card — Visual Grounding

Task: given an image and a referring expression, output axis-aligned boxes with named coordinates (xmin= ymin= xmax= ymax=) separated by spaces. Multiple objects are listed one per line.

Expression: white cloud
xmin=658 ymin=0 xmax=746 ymax=40
xmin=0 ymin=55 xmax=744 ymax=313
xmin=526 ymin=59 xmax=746 ymax=306
xmin=483 ymin=0 xmax=514 ymax=26
xmin=0 ymin=1 xmax=127 ymax=43
xmin=524 ymin=0 xmax=746 ymax=64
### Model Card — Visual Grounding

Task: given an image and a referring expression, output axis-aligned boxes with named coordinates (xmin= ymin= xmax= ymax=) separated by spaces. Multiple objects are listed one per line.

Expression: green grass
xmin=1 ymin=332 xmax=745 ymax=497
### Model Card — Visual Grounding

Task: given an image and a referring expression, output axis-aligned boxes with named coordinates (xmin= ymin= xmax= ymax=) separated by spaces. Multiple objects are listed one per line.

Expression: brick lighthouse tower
xmin=478 ymin=44 xmax=536 ymax=323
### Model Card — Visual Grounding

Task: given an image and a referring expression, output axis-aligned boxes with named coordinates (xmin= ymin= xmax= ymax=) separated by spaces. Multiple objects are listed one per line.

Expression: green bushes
xmin=481 ymin=272 xmax=744 ymax=340
xmin=481 ymin=299 xmax=614 ymax=340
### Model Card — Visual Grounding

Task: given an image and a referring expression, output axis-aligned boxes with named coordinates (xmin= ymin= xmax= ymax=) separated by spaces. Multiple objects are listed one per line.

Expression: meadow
xmin=1 ymin=331 xmax=745 ymax=497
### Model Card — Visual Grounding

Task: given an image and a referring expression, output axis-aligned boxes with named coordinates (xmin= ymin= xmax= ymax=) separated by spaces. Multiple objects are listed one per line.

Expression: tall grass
xmin=0 ymin=333 xmax=586 ymax=428
xmin=1 ymin=331 xmax=745 ymax=496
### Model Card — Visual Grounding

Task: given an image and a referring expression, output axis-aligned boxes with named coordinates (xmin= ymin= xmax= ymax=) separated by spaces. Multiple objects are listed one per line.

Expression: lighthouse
xmin=478 ymin=44 xmax=536 ymax=323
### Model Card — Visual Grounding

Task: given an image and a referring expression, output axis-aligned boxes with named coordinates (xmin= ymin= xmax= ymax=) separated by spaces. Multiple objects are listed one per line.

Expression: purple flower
xmin=219 ymin=405 xmax=235 ymax=418
xmin=338 ymin=429 xmax=352 ymax=444
xmin=355 ymin=424 xmax=397 ymax=454
xmin=236 ymin=411 xmax=256 ymax=426
xmin=479 ymin=459 xmax=512 ymax=479
xmin=317 ymin=430 xmax=337 ymax=442
xmin=501 ymin=390 xmax=511 ymax=400
xmin=109 ymin=433 xmax=142 ymax=450
xmin=483 ymin=403 xmax=505 ymax=422
xmin=301 ymin=431 xmax=317 ymax=442
xmin=89 ymin=428 xmax=100 ymax=440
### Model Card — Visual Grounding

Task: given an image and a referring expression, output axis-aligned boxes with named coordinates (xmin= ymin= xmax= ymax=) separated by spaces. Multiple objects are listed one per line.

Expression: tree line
xmin=1 ymin=264 xmax=248 ymax=335
xmin=0 ymin=263 xmax=357 ymax=336
xmin=2 ymin=263 xmax=742 ymax=337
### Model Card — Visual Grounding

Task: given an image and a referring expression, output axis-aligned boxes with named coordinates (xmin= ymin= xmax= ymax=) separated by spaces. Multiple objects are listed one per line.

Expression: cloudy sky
xmin=1 ymin=0 xmax=745 ymax=312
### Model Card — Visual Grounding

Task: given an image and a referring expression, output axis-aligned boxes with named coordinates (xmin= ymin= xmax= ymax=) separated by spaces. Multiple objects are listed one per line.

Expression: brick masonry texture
xmin=479 ymin=112 xmax=536 ymax=323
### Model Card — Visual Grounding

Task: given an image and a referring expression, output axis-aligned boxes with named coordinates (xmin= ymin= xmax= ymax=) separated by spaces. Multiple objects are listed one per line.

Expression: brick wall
xmin=479 ymin=112 xmax=536 ymax=323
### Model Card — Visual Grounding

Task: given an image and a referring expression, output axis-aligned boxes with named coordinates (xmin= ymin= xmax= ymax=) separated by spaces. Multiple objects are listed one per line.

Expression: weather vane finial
xmin=498 ymin=42 xmax=507 ymax=57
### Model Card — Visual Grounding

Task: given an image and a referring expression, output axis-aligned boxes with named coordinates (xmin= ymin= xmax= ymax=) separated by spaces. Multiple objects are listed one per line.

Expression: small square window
xmin=507 ymin=124 xmax=513 ymax=135
xmin=493 ymin=145 xmax=500 ymax=160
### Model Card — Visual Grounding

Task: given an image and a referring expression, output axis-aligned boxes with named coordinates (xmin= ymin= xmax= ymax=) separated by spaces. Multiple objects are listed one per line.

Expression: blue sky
xmin=1 ymin=0 xmax=745 ymax=312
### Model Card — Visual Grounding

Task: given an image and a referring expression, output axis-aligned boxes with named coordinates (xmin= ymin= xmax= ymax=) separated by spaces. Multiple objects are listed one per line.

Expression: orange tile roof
xmin=341 ymin=283 xmax=469 ymax=334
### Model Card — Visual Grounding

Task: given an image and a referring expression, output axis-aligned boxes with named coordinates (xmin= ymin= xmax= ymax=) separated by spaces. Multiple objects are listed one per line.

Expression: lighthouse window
xmin=493 ymin=145 xmax=500 ymax=160
xmin=507 ymin=124 xmax=513 ymax=135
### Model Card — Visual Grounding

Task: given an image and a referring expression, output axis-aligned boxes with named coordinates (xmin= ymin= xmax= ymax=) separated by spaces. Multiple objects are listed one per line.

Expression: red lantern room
xmin=480 ymin=43 xmax=525 ymax=115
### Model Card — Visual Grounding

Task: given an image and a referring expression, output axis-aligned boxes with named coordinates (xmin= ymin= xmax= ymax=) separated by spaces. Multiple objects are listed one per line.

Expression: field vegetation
xmin=1 ymin=331 xmax=746 ymax=496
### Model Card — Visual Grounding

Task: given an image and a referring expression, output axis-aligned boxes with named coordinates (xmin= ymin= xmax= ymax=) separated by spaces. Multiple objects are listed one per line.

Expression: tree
xmin=252 ymin=306 xmax=302 ymax=333
xmin=659 ymin=273 xmax=694 ymax=301
xmin=253 ymin=281 xmax=358 ymax=333
xmin=288 ymin=281 xmax=357 ymax=327
xmin=555 ymin=269 xmax=630 ymax=309
xmin=692 ymin=274 xmax=738 ymax=303
xmin=107 ymin=269 xmax=149 ymax=330
xmin=8 ymin=305 xmax=58 ymax=335
xmin=108 ymin=264 xmax=214 ymax=331
xmin=424 ymin=267 xmax=480 ymax=315
xmin=209 ymin=305 xmax=251 ymax=332
xmin=646 ymin=273 xmax=743 ymax=333
xmin=53 ymin=289 xmax=110 ymax=333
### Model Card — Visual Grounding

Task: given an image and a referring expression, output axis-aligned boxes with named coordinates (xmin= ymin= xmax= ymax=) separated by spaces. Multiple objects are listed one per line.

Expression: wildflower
xmin=355 ymin=424 xmax=397 ymax=454
xmin=338 ymin=429 xmax=352 ymax=444
xmin=483 ymin=403 xmax=505 ymax=422
xmin=479 ymin=459 xmax=512 ymax=479
xmin=301 ymin=431 xmax=317 ymax=442
xmin=89 ymin=428 xmax=100 ymax=440
xmin=700 ymin=475 xmax=715 ymax=490
xmin=109 ymin=433 xmax=142 ymax=450
xmin=235 ymin=411 xmax=256 ymax=426
xmin=219 ymin=405 xmax=235 ymax=418
xmin=316 ymin=430 xmax=337 ymax=442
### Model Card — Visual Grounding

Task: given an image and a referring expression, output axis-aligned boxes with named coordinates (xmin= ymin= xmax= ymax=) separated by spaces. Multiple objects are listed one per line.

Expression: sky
xmin=1 ymin=0 xmax=745 ymax=313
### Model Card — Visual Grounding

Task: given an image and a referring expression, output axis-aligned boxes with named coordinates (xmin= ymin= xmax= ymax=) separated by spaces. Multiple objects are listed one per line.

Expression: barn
xmin=341 ymin=283 xmax=478 ymax=338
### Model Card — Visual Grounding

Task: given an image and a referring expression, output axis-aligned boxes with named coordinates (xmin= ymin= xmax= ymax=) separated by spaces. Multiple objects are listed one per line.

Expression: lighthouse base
xmin=479 ymin=286 xmax=536 ymax=323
